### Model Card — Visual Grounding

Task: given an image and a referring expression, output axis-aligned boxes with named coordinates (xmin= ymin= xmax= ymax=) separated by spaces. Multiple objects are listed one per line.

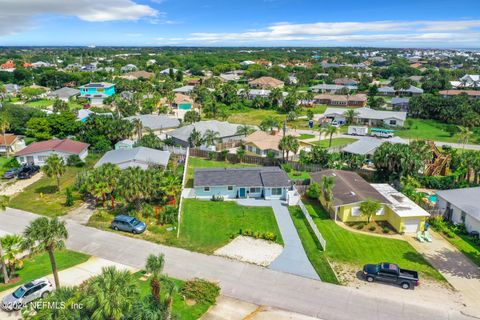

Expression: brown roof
xmin=439 ymin=90 xmax=480 ymax=97
xmin=249 ymin=76 xmax=284 ymax=88
xmin=16 ymin=139 xmax=89 ymax=156
xmin=310 ymin=169 xmax=391 ymax=207
xmin=0 ymin=134 xmax=19 ymax=146
xmin=314 ymin=94 xmax=367 ymax=103
xmin=244 ymin=131 xmax=299 ymax=151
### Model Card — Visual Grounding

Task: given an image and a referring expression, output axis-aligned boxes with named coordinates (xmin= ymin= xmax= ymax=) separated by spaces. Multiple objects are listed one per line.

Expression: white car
xmin=1 ymin=278 xmax=53 ymax=311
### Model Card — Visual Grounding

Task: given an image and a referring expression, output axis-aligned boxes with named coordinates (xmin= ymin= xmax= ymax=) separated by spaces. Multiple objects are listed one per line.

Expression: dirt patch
xmin=214 ymin=236 xmax=283 ymax=267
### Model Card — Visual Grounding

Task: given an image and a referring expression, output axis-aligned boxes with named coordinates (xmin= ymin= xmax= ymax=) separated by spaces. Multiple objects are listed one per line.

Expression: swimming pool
xmin=428 ymin=194 xmax=437 ymax=203
xmin=178 ymin=103 xmax=192 ymax=110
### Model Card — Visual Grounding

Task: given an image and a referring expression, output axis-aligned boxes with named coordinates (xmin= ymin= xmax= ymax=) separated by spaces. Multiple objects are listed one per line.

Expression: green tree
xmin=343 ymin=109 xmax=358 ymax=125
xmin=188 ymin=128 xmax=203 ymax=147
xmin=0 ymin=114 xmax=10 ymax=157
xmin=0 ymin=195 xmax=10 ymax=283
xmin=22 ymin=217 xmax=68 ymax=288
xmin=236 ymin=124 xmax=254 ymax=137
xmin=26 ymin=117 xmax=51 ymax=140
xmin=320 ymin=125 xmax=339 ymax=147
xmin=202 ymin=129 xmax=221 ymax=147
xmin=320 ymin=176 xmax=335 ymax=208
xmin=0 ymin=234 xmax=23 ymax=276
xmin=145 ymin=253 xmax=165 ymax=301
xmin=183 ymin=110 xmax=201 ymax=124
xmin=42 ymin=154 xmax=66 ymax=191
xmin=360 ymin=199 xmax=382 ymax=223
xmin=458 ymin=126 xmax=473 ymax=151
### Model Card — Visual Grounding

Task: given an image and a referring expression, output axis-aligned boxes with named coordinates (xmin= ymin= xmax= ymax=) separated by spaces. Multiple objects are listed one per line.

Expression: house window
xmin=389 ymin=120 xmax=397 ymax=125
xmin=271 ymin=188 xmax=282 ymax=196
xmin=204 ymin=187 xmax=210 ymax=192
xmin=227 ymin=186 xmax=233 ymax=191
xmin=250 ymin=187 xmax=261 ymax=193
xmin=376 ymin=207 xmax=385 ymax=215
xmin=19 ymin=157 xmax=24 ymax=163
xmin=352 ymin=207 xmax=361 ymax=216
xmin=461 ymin=211 xmax=466 ymax=224
xmin=37 ymin=155 xmax=48 ymax=162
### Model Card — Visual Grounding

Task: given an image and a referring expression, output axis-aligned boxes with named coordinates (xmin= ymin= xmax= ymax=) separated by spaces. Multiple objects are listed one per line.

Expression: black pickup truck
xmin=363 ymin=262 xmax=419 ymax=289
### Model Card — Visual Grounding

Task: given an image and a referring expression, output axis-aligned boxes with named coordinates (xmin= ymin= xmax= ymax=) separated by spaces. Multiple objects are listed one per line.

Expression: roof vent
xmin=350 ymin=191 xmax=356 ymax=196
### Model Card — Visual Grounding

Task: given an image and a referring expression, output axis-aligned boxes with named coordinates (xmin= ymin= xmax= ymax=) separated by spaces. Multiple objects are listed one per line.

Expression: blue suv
xmin=110 ymin=215 xmax=146 ymax=234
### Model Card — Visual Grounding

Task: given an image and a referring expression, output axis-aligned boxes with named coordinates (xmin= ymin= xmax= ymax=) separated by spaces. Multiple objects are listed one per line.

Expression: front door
xmin=239 ymin=188 xmax=246 ymax=198
xmin=26 ymin=156 xmax=34 ymax=164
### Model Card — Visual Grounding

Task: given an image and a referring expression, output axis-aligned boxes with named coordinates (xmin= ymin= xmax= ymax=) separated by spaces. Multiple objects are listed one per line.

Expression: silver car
xmin=1 ymin=278 xmax=53 ymax=311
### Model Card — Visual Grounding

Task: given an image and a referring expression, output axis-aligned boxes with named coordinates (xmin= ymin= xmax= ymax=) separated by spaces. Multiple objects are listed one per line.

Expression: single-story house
xmin=435 ymin=187 xmax=480 ymax=233
xmin=166 ymin=120 xmax=242 ymax=147
xmin=115 ymin=139 xmax=135 ymax=150
xmin=124 ymin=115 xmax=180 ymax=138
xmin=77 ymin=109 xmax=113 ymax=122
xmin=324 ymin=107 xmax=407 ymax=127
xmin=0 ymin=134 xmax=26 ymax=155
xmin=3 ymin=84 xmax=21 ymax=97
xmin=15 ymin=139 xmax=89 ymax=166
xmin=378 ymin=86 xmax=396 ymax=96
xmin=310 ymin=84 xmax=358 ymax=93
xmin=310 ymin=170 xmax=429 ymax=233
xmin=334 ymin=78 xmax=358 ymax=86
xmin=314 ymin=94 xmax=367 ymax=107
xmin=94 ymin=147 xmax=170 ymax=170
xmin=342 ymin=137 xmax=407 ymax=156
xmin=160 ymin=93 xmax=195 ymax=111
xmin=194 ymin=167 xmax=291 ymax=200
xmin=47 ymin=87 xmax=80 ymax=102
xmin=439 ymin=90 xmax=480 ymax=100
xmin=118 ymin=70 xmax=153 ymax=80
xmin=248 ymin=76 xmax=284 ymax=89
xmin=244 ymin=130 xmax=307 ymax=158
xmin=390 ymin=97 xmax=410 ymax=111
xmin=378 ymin=86 xmax=423 ymax=96
xmin=160 ymin=68 xmax=179 ymax=75
xmin=173 ymin=85 xmax=195 ymax=94
xmin=120 ymin=64 xmax=138 ymax=73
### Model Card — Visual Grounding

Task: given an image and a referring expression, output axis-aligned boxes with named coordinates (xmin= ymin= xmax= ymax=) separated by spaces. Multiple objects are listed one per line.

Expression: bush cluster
xmin=181 ymin=278 xmax=220 ymax=305
xmin=239 ymin=229 xmax=277 ymax=241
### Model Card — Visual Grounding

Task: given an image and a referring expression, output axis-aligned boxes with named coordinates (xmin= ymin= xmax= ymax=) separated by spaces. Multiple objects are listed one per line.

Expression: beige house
xmin=248 ymin=76 xmax=284 ymax=89
xmin=0 ymin=134 xmax=26 ymax=156
xmin=244 ymin=131 xmax=309 ymax=158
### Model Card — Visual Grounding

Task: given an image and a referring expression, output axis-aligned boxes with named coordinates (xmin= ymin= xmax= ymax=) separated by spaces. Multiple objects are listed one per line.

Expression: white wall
xmin=16 ymin=149 xmax=88 ymax=166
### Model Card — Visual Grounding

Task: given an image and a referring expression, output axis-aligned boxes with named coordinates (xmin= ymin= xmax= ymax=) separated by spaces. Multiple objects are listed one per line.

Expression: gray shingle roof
xmin=194 ymin=167 xmax=290 ymax=188
xmin=436 ymin=187 xmax=480 ymax=221
xmin=124 ymin=115 xmax=180 ymax=131
xmin=342 ymin=137 xmax=407 ymax=155
xmin=167 ymin=120 xmax=241 ymax=142
xmin=94 ymin=147 xmax=170 ymax=170
xmin=48 ymin=87 xmax=80 ymax=99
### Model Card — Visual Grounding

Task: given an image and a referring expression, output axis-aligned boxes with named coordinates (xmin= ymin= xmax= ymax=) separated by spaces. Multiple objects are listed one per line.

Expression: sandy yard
xmin=331 ymin=262 xmax=469 ymax=316
xmin=214 ymin=236 xmax=283 ymax=267
xmin=0 ymin=173 xmax=44 ymax=196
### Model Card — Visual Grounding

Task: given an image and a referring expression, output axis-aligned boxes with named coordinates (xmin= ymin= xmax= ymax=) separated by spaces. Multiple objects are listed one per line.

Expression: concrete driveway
xmin=0 ymin=207 xmax=473 ymax=320
xmin=237 ymin=199 xmax=319 ymax=280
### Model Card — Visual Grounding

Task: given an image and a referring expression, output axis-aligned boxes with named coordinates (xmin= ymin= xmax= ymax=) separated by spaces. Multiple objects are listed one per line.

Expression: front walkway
xmin=405 ymin=230 xmax=480 ymax=318
xmin=237 ymin=199 xmax=320 ymax=280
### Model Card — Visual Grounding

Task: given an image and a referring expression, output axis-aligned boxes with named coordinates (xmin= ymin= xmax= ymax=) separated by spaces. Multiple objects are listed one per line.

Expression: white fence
xmin=164 ymin=145 xmax=188 ymax=155
xmin=177 ymin=147 xmax=190 ymax=238
xmin=298 ymin=199 xmax=327 ymax=250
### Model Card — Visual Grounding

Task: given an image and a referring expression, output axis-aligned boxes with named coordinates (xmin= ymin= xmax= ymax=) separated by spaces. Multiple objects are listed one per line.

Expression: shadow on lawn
xmin=35 ymin=185 xmax=58 ymax=194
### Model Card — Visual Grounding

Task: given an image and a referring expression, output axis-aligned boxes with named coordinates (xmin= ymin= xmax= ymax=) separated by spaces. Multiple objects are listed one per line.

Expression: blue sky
xmin=1 ymin=0 xmax=480 ymax=47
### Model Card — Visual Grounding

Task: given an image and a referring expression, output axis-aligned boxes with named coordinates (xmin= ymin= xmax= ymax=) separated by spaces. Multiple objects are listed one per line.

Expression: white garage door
xmin=404 ymin=219 xmax=419 ymax=233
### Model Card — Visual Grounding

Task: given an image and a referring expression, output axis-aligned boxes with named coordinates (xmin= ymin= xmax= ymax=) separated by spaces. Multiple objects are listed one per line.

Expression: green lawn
xmin=397 ymin=119 xmax=480 ymax=144
xmin=299 ymin=134 xmax=315 ymax=140
xmin=289 ymin=206 xmax=339 ymax=284
xmin=287 ymin=170 xmax=310 ymax=180
xmin=303 ymin=104 xmax=327 ymax=115
xmin=25 ymin=99 xmax=54 ymax=108
xmin=433 ymin=230 xmax=480 ymax=267
xmin=310 ymin=138 xmax=357 ymax=148
xmin=9 ymin=154 xmax=101 ymax=217
xmin=134 ymin=272 xmax=215 ymax=320
xmin=227 ymin=109 xmax=285 ymax=125
xmin=88 ymin=200 xmax=283 ymax=254
xmin=304 ymin=200 xmax=445 ymax=281
xmin=185 ymin=157 xmax=257 ymax=188
xmin=0 ymin=250 xmax=90 ymax=292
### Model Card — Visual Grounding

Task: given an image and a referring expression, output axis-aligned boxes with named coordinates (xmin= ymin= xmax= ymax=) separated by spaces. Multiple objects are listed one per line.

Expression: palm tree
xmin=166 ymin=91 xmax=175 ymax=114
xmin=320 ymin=125 xmax=339 ymax=148
xmin=145 ymin=253 xmax=165 ymax=301
xmin=320 ymin=176 xmax=335 ymax=208
xmin=343 ymin=109 xmax=358 ymax=125
xmin=96 ymin=163 xmax=121 ymax=209
xmin=0 ymin=115 xmax=10 ymax=157
xmin=162 ymin=278 xmax=178 ymax=320
xmin=188 ymin=128 xmax=203 ymax=147
xmin=288 ymin=135 xmax=300 ymax=160
xmin=160 ymin=174 xmax=181 ymax=203
xmin=202 ymin=129 xmax=221 ymax=147
xmin=83 ymin=266 xmax=138 ymax=320
xmin=458 ymin=126 xmax=473 ymax=151
xmin=236 ymin=124 xmax=254 ymax=137
xmin=0 ymin=234 xmax=23 ymax=276
xmin=0 ymin=195 xmax=10 ymax=283
xmin=42 ymin=154 xmax=66 ymax=191
xmin=278 ymin=136 xmax=289 ymax=161
xmin=132 ymin=118 xmax=143 ymax=141
xmin=22 ymin=217 xmax=68 ymax=288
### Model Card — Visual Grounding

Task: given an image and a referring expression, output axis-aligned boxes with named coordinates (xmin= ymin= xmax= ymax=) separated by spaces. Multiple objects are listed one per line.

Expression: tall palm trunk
xmin=3 ymin=130 xmax=8 ymax=158
xmin=110 ymin=194 xmax=115 ymax=209
xmin=329 ymin=133 xmax=334 ymax=147
xmin=56 ymin=175 xmax=61 ymax=191
xmin=0 ymin=244 xmax=9 ymax=283
xmin=48 ymin=248 xmax=60 ymax=288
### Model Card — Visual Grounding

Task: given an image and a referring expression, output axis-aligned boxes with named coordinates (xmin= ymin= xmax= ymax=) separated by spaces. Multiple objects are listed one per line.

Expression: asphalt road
xmin=0 ymin=208 xmax=472 ymax=320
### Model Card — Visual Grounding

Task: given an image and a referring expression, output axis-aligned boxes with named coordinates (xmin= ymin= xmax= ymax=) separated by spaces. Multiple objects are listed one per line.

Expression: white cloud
xmin=176 ymin=20 xmax=480 ymax=46
xmin=0 ymin=0 xmax=158 ymax=36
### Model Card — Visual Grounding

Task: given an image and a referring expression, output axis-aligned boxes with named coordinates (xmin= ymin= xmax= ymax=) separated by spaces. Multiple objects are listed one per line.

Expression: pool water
xmin=179 ymin=104 xmax=192 ymax=110
xmin=428 ymin=195 xmax=437 ymax=203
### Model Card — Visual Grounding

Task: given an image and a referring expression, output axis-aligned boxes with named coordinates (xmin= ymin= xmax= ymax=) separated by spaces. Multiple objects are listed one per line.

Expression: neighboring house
xmin=2 ymin=84 xmax=21 ymax=97
xmin=435 ymin=187 xmax=480 ymax=233
xmin=77 ymin=109 xmax=113 ymax=122
xmin=94 ymin=147 xmax=170 ymax=170
xmin=248 ymin=76 xmax=284 ymax=89
xmin=240 ymin=60 xmax=255 ymax=66
xmin=438 ymin=90 xmax=480 ymax=100
xmin=160 ymin=93 xmax=195 ymax=111
xmin=193 ymin=167 xmax=291 ymax=200
xmin=166 ymin=120 xmax=242 ymax=147
xmin=390 ymin=97 xmax=410 ymax=111
xmin=456 ymin=74 xmax=480 ymax=88
xmin=310 ymin=84 xmax=358 ymax=93
xmin=342 ymin=137 xmax=407 ymax=156
xmin=310 ymin=170 xmax=429 ymax=233
xmin=219 ymin=70 xmax=244 ymax=82
xmin=377 ymin=86 xmax=396 ymax=96
xmin=118 ymin=70 xmax=153 ymax=80
xmin=173 ymin=85 xmax=195 ymax=94
xmin=0 ymin=134 xmax=26 ymax=155
xmin=237 ymin=88 xmax=288 ymax=100
xmin=244 ymin=131 xmax=307 ymax=158
xmin=314 ymin=94 xmax=367 ymax=107
xmin=124 ymin=114 xmax=181 ymax=138
xmin=160 ymin=68 xmax=178 ymax=75
xmin=47 ymin=87 xmax=80 ymax=102
xmin=324 ymin=107 xmax=407 ymax=127
xmin=115 ymin=139 xmax=135 ymax=150
xmin=120 ymin=64 xmax=138 ymax=73
xmin=79 ymin=82 xmax=115 ymax=105
xmin=15 ymin=139 xmax=89 ymax=166
xmin=334 ymin=78 xmax=358 ymax=86
xmin=378 ymin=86 xmax=423 ymax=96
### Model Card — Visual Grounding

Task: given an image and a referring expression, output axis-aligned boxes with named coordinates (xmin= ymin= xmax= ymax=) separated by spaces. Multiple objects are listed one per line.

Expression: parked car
xmin=363 ymin=262 xmax=419 ymax=289
xmin=17 ymin=165 xmax=40 ymax=179
xmin=2 ymin=167 xmax=20 ymax=179
xmin=1 ymin=278 xmax=53 ymax=311
xmin=110 ymin=215 xmax=146 ymax=234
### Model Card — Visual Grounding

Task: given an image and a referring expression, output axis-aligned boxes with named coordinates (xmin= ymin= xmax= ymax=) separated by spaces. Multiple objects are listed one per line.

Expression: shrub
xmin=243 ymin=229 xmax=253 ymax=236
xmin=306 ymin=182 xmax=321 ymax=199
xmin=67 ymin=154 xmax=84 ymax=167
xmin=218 ymin=150 xmax=228 ymax=161
xmin=356 ymin=223 xmax=365 ymax=230
xmin=382 ymin=226 xmax=390 ymax=234
xmin=207 ymin=151 xmax=216 ymax=160
xmin=368 ymin=226 xmax=376 ymax=231
xmin=282 ymin=163 xmax=292 ymax=173
xmin=64 ymin=187 xmax=74 ymax=206
xmin=263 ymin=232 xmax=277 ymax=241
xmin=211 ymin=195 xmax=224 ymax=202
xmin=181 ymin=278 xmax=220 ymax=305
xmin=254 ymin=231 xmax=262 ymax=239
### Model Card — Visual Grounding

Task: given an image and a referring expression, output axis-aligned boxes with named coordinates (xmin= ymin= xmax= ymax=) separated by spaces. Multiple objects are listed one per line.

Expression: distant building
xmin=0 ymin=134 xmax=26 ymax=156
xmin=118 ymin=70 xmax=153 ymax=80
xmin=120 ymin=64 xmax=138 ymax=73
xmin=310 ymin=84 xmax=358 ymax=94
xmin=439 ymin=90 xmax=480 ymax=100
xmin=47 ymin=87 xmax=80 ymax=102
xmin=314 ymin=94 xmax=367 ymax=107
xmin=324 ymin=107 xmax=407 ymax=127
xmin=124 ymin=115 xmax=180 ymax=138
xmin=248 ymin=76 xmax=284 ymax=89
xmin=79 ymin=82 xmax=115 ymax=105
